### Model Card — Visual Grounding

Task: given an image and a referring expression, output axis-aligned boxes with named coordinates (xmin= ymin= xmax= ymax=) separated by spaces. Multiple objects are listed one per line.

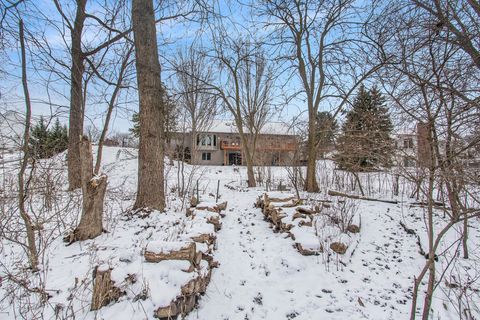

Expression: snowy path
xmin=186 ymin=188 xmax=416 ymax=320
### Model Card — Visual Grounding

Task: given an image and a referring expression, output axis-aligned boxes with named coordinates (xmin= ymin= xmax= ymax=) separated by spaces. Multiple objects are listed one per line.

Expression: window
xmin=202 ymin=152 xmax=211 ymax=161
xmin=404 ymin=138 xmax=413 ymax=149
xmin=198 ymin=134 xmax=217 ymax=147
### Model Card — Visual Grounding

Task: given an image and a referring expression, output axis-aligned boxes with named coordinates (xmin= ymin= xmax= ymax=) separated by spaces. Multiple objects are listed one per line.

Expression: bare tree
xmin=372 ymin=4 xmax=480 ymax=317
xmin=53 ymin=0 xmax=131 ymax=190
xmin=174 ymin=46 xmax=217 ymax=164
xmin=259 ymin=0 xmax=383 ymax=192
xmin=18 ymin=18 xmax=39 ymax=271
xmin=204 ymin=31 xmax=275 ymax=187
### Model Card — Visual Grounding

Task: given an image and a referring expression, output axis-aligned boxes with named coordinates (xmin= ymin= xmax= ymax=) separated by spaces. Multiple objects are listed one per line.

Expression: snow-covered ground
xmin=0 ymin=146 xmax=479 ymax=319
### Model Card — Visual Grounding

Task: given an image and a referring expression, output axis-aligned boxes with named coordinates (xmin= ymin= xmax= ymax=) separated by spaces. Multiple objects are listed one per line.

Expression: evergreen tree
xmin=30 ymin=116 xmax=49 ymax=158
xmin=335 ymin=85 xmax=394 ymax=171
xmin=29 ymin=117 xmax=68 ymax=159
xmin=315 ymin=111 xmax=338 ymax=158
xmin=48 ymin=118 xmax=69 ymax=155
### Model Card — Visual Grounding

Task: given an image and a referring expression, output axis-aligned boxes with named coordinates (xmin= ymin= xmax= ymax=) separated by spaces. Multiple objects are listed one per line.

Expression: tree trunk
xmin=65 ymin=138 xmax=107 ymax=243
xmin=305 ymin=117 xmax=319 ymax=192
xmin=18 ymin=19 xmax=39 ymax=272
xmin=132 ymin=0 xmax=166 ymax=211
xmin=238 ymin=132 xmax=256 ymax=187
xmin=463 ymin=217 xmax=469 ymax=259
xmin=67 ymin=0 xmax=87 ymax=190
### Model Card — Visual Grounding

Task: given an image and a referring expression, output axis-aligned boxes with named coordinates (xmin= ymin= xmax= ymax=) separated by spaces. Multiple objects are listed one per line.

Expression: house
xmin=169 ymin=120 xmax=298 ymax=166
xmin=394 ymin=122 xmax=446 ymax=168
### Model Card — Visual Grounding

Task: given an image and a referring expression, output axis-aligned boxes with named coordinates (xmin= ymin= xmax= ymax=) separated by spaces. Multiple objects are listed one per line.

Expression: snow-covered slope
xmin=0 ymin=146 xmax=478 ymax=320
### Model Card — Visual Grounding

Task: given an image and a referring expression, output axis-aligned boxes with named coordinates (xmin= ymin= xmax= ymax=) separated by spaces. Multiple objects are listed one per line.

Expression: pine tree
xmin=30 ymin=116 xmax=49 ymax=159
xmin=48 ymin=118 xmax=69 ymax=155
xmin=29 ymin=117 xmax=68 ymax=159
xmin=335 ymin=85 xmax=394 ymax=171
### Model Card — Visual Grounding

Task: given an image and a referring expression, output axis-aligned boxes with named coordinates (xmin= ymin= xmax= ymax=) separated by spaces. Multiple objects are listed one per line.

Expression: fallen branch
xmin=327 ymin=190 xmax=398 ymax=204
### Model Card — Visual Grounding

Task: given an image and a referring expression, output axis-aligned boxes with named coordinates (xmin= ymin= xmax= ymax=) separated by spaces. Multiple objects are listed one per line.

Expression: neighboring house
xmin=169 ymin=120 xmax=298 ymax=166
xmin=394 ymin=122 xmax=449 ymax=168
xmin=393 ymin=128 xmax=418 ymax=168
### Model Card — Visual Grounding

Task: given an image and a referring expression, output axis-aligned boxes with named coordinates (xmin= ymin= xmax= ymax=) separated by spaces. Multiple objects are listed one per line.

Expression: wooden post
xmin=196 ymin=180 xmax=199 ymax=203
xmin=215 ymin=180 xmax=220 ymax=202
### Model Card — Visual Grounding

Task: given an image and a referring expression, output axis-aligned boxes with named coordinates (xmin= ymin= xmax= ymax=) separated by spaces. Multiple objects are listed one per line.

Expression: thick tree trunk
xmin=305 ymin=117 xmax=319 ymax=192
xmin=67 ymin=0 xmax=87 ymax=190
xmin=245 ymin=155 xmax=256 ymax=187
xmin=132 ymin=0 xmax=166 ymax=211
xmin=238 ymin=131 xmax=256 ymax=187
xmin=65 ymin=138 xmax=107 ymax=243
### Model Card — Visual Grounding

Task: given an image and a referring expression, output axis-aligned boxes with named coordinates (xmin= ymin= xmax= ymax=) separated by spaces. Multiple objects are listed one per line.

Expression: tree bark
xmin=67 ymin=0 xmax=87 ymax=190
xmin=132 ymin=0 xmax=166 ymax=211
xmin=65 ymin=138 xmax=107 ymax=243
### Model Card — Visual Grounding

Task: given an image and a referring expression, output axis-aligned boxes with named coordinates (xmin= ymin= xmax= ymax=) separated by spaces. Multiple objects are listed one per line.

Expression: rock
xmin=347 ymin=224 xmax=360 ymax=233
xmin=330 ymin=242 xmax=348 ymax=254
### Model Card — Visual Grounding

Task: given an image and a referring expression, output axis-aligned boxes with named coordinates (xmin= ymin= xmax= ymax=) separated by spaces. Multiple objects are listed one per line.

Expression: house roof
xmin=197 ymin=120 xmax=296 ymax=136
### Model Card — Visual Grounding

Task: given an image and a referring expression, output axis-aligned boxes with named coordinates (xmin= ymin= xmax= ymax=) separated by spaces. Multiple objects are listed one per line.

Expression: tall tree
xmin=335 ymin=85 xmax=394 ymax=171
xmin=18 ymin=18 xmax=39 ymax=271
xmin=260 ymin=0 xmax=383 ymax=192
xmin=174 ymin=47 xmax=217 ymax=164
xmin=53 ymin=0 xmax=131 ymax=190
xmin=132 ymin=0 xmax=166 ymax=211
xmin=206 ymin=35 xmax=275 ymax=187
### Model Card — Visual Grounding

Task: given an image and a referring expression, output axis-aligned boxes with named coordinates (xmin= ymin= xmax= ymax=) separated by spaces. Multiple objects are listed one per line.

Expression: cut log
xmin=190 ymin=233 xmax=216 ymax=246
xmin=327 ymin=190 xmax=398 ymax=204
xmin=155 ymin=294 xmax=196 ymax=319
xmin=297 ymin=206 xmax=316 ymax=215
xmin=144 ymin=241 xmax=196 ymax=263
xmin=208 ymin=216 xmax=222 ymax=231
xmin=295 ymin=243 xmax=321 ymax=256
xmin=216 ymin=201 xmax=228 ymax=211
xmin=91 ymin=266 xmax=125 ymax=311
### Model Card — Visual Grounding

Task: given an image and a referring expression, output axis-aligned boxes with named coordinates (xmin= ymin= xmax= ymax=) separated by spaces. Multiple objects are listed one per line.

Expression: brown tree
xmin=53 ymin=0 xmax=131 ymax=190
xmin=131 ymin=0 xmax=166 ymax=210
xmin=260 ymin=0 xmax=383 ymax=192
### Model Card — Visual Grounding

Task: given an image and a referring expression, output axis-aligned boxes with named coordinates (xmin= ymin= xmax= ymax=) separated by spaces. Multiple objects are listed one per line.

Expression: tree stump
xmin=91 ymin=267 xmax=124 ymax=311
xmin=65 ymin=137 xmax=107 ymax=243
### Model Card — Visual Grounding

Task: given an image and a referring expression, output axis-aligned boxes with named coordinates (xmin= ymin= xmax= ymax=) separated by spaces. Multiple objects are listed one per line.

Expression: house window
xmin=202 ymin=152 xmax=211 ymax=161
xmin=198 ymin=134 xmax=217 ymax=147
xmin=404 ymin=138 xmax=413 ymax=149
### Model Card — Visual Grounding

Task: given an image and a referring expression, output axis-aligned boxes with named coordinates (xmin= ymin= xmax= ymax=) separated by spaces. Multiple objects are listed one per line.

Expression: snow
xmin=1 ymin=146 xmax=479 ymax=319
